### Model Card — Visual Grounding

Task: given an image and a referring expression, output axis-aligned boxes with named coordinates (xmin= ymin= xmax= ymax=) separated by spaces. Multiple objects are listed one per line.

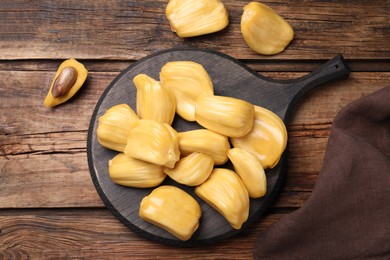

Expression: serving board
xmin=87 ymin=47 xmax=350 ymax=246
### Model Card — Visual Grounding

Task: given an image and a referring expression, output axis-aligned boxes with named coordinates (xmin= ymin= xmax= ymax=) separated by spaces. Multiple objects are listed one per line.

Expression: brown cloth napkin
xmin=254 ymin=86 xmax=390 ymax=259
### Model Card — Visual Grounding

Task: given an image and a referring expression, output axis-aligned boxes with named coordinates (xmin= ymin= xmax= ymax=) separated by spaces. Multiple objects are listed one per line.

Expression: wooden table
xmin=1 ymin=1 xmax=389 ymax=258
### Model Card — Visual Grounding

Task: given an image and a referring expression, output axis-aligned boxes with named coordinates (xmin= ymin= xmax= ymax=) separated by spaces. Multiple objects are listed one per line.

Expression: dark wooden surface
xmin=0 ymin=0 xmax=389 ymax=259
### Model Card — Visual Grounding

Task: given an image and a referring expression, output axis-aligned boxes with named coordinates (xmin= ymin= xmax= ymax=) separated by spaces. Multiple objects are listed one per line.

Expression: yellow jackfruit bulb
xmin=97 ymin=104 xmax=139 ymax=152
xmin=178 ymin=129 xmax=230 ymax=165
xmin=230 ymin=106 xmax=288 ymax=169
xmin=139 ymin=185 xmax=202 ymax=241
xmin=241 ymin=2 xmax=294 ymax=55
xmin=164 ymin=152 xmax=214 ymax=186
xmin=133 ymin=74 xmax=176 ymax=125
xmin=166 ymin=0 xmax=229 ymax=38
xmin=195 ymin=95 xmax=255 ymax=138
xmin=124 ymin=119 xmax=180 ymax=168
xmin=227 ymin=148 xmax=267 ymax=198
xmin=43 ymin=58 xmax=88 ymax=108
xmin=108 ymin=153 xmax=166 ymax=188
xmin=160 ymin=61 xmax=214 ymax=122
xmin=195 ymin=168 xmax=249 ymax=229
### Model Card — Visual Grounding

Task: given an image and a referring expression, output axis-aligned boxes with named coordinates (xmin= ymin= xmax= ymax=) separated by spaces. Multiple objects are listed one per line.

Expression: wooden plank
xmin=0 ymin=0 xmax=387 ymax=257
xmin=282 ymin=72 xmax=390 ymax=125
xmin=0 ymin=131 xmax=369 ymax=209
xmin=1 ymin=59 xmax=389 ymax=74
xmin=0 ymin=150 xmax=313 ymax=208
xmin=0 ymin=152 xmax=103 ymax=208
xmin=0 ymin=209 xmax=284 ymax=259
xmin=1 ymin=1 xmax=389 ymax=60
xmin=1 ymin=70 xmax=388 ymax=208
xmin=1 ymin=70 xmax=388 ymax=136
xmin=0 ymin=71 xmax=115 ymax=135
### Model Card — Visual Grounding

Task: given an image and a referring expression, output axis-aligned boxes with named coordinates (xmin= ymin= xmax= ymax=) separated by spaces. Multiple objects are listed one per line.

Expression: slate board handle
xmin=281 ymin=54 xmax=350 ymax=122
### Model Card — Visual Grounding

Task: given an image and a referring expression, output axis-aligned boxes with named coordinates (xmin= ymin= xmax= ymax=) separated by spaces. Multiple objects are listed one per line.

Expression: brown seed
xmin=51 ymin=66 xmax=78 ymax=98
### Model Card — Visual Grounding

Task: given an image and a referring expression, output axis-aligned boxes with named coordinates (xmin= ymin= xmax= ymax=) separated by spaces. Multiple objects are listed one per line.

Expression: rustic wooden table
xmin=1 ymin=1 xmax=389 ymax=259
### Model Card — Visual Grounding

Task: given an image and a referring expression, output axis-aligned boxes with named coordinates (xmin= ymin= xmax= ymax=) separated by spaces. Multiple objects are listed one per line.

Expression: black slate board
xmin=87 ymin=47 xmax=350 ymax=246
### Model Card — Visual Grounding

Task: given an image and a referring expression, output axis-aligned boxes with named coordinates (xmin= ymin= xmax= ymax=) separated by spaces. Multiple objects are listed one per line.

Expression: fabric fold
xmin=254 ymin=86 xmax=390 ymax=259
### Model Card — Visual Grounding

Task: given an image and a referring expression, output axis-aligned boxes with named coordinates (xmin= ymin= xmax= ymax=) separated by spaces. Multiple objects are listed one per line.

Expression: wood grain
xmin=1 ymin=0 xmax=389 ymax=60
xmin=1 ymin=59 xmax=389 ymax=74
xmin=1 ymin=69 xmax=388 ymax=136
xmin=1 ymin=69 xmax=388 ymax=209
xmin=1 ymin=0 xmax=389 ymax=255
xmin=0 ymin=209 xmax=284 ymax=259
